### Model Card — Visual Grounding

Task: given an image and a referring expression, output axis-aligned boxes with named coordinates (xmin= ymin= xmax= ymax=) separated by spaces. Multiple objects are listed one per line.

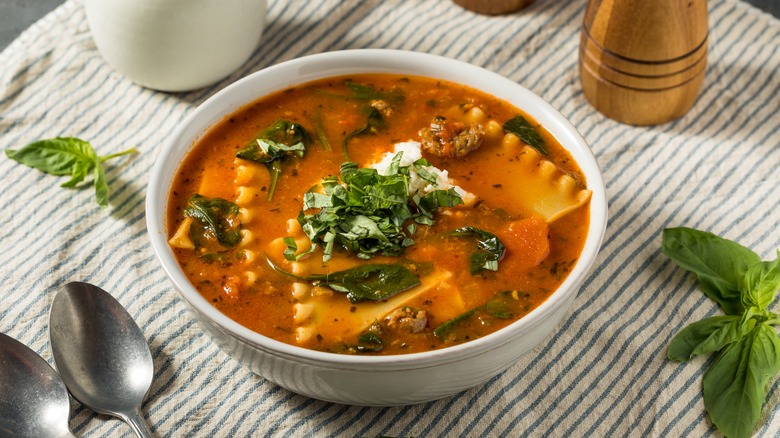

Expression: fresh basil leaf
xmin=503 ymin=115 xmax=548 ymax=156
xmin=446 ymin=226 xmax=506 ymax=275
xmin=5 ymin=137 xmax=96 ymax=175
xmin=184 ymin=194 xmax=242 ymax=251
xmin=741 ymin=253 xmax=780 ymax=311
xmin=667 ymin=315 xmax=747 ymax=361
xmin=94 ymin=165 xmax=108 ymax=207
xmin=61 ymin=159 xmax=90 ymax=188
xmin=662 ymin=228 xmax=760 ymax=315
xmin=703 ymin=324 xmax=780 ymax=438
xmin=5 ymin=137 xmax=135 ymax=207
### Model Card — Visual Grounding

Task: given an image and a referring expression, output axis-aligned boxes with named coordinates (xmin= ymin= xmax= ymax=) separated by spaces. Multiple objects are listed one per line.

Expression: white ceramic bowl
xmin=146 ymin=49 xmax=608 ymax=406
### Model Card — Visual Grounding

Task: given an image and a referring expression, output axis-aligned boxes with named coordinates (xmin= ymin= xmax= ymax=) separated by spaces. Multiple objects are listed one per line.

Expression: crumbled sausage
xmin=419 ymin=116 xmax=485 ymax=157
xmin=385 ymin=307 xmax=428 ymax=333
xmin=371 ymin=99 xmax=393 ymax=116
xmin=221 ymin=276 xmax=243 ymax=302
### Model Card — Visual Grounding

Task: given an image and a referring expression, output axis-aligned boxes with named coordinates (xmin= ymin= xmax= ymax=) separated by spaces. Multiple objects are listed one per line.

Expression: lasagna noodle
xmin=511 ymin=146 xmax=592 ymax=222
xmin=292 ymin=268 xmax=455 ymax=344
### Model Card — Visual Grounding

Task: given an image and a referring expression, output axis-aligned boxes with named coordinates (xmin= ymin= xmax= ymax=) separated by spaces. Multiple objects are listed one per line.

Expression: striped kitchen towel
xmin=1 ymin=0 xmax=778 ymax=436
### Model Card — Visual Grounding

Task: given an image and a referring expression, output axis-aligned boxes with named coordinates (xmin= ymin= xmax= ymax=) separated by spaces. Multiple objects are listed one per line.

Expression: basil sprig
xmin=5 ymin=137 xmax=136 ymax=207
xmin=663 ymin=227 xmax=780 ymax=438
xmin=266 ymin=256 xmax=420 ymax=303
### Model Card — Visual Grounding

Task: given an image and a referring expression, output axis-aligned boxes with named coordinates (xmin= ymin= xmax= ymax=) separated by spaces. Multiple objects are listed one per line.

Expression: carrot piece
xmin=497 ymin=216 xmax=550 ymax=271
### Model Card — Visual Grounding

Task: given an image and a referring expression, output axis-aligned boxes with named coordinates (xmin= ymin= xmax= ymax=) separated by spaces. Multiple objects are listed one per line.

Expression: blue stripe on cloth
xmin=1 ymin=0 xmax=778 ymax=436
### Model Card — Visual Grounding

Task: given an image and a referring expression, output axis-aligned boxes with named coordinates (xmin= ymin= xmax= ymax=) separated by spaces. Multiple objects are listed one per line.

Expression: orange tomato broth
xmin=167 ymin=74 xmax=590 ymax=355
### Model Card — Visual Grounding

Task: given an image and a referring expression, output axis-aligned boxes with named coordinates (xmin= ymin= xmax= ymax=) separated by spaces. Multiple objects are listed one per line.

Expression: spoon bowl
xmin=0 ymin=332 xmax=74 ymax=438
xmin=49 ymin=281 xmax=154 ymax=437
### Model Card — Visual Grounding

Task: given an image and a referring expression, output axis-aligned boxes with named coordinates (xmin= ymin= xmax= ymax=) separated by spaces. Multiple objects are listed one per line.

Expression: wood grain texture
xmin=579 ymin=0 xmax=708 ymax=125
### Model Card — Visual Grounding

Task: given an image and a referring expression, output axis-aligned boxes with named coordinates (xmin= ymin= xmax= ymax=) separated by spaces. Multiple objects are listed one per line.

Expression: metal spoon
xmin=0 ymin=332 xmax=75 ymax=438
xmin=49 ymin=282 xmax=154 ymax=438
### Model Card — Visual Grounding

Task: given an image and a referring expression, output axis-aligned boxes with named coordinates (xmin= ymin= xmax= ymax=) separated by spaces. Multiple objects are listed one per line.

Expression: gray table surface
xmin=2 ymin=0 xmax=779 ymax=53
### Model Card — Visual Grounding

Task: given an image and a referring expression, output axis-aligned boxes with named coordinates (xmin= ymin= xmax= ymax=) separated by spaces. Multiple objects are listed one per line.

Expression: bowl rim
xmin=146 ymin=48 xmax=608 ymax=368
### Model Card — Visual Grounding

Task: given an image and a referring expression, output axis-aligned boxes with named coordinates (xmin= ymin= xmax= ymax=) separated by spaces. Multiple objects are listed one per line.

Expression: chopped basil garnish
xmin=298 ymin=158 xmax=462 ymax=262
xmin=282 ymin=237 xmax=317 ymax=261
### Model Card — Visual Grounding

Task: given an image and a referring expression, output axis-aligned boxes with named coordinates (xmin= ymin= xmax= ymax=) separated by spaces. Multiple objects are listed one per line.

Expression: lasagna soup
xmin=167 ymin=74 xmax=591 ymax=355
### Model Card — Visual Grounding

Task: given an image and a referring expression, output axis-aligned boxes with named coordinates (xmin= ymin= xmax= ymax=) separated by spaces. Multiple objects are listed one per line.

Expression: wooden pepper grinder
xmin=579 ymin=0 xmax=708 ymax=125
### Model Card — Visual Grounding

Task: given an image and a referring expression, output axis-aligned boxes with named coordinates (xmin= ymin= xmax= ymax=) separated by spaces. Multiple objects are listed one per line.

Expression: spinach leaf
xmin=184 ymin=194 xmax=242 ymax=257
xmin=503 ymin=115 xmax=548 ymax=156
xmin=266 ymin=257 xmax=420 ymax=303
xmin=236 ymin=120 xmax=311 ymax=201
xmin=355 ymin=331 xmax=384 ymax=352
xmin=432 ymin=308 xmax=479 ymax=342
xmin=703 ymin=324 xmax=780 ymax=438
xmin=344 ymin=80 xmax=404 ymax=103
xmin=445 ymin=226 xmax=506 ymax=274
xmin=663 ymin=227 xmax=760 ymax=315
xmin=434 ymin=290 xmax=525 ymax=341
xmin=5 ymin=137 xmax=136 ymax=207
xmin=342 ymin=107 xmax=385 ymax=160
xmin=663 ymin=227 xmax=780 ymax=438
xmin=314 ymin=110 xmax=332 ymax=151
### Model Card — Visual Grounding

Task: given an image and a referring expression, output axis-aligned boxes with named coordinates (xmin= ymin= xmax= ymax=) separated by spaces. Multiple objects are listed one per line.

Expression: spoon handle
xmin=121 ymin=408 xmax=154 ymax=438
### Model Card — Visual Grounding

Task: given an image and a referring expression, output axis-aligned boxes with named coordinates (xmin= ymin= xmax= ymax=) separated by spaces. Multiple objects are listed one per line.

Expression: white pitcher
xmin=85 ymin=0 xmax=267 ymax=92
